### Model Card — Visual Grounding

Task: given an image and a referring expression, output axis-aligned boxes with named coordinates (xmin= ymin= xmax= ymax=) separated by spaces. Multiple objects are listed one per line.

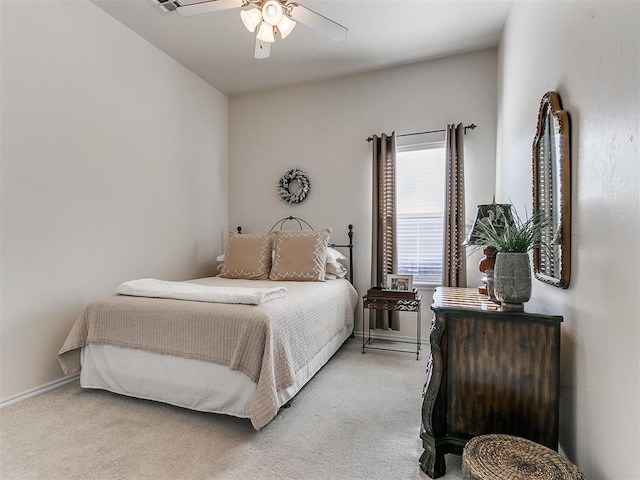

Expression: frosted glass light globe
xmin=262 ymin=1 xmax=283 ymax=26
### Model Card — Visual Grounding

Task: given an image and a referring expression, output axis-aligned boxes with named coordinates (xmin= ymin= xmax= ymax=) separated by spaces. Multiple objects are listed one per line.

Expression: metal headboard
xmin=235 ymin=216 xmax=313 ymax=234
xmin=268 ymin=216 xmax=314 ymax=233
xmin=236 ymin=216 xmax=354 ymax=284
xmin=330 ymin=225 xmax=354 ymax=285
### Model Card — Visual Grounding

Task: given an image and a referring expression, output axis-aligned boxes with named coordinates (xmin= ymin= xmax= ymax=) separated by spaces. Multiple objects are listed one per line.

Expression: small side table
xmin=362 ymin=292 xmax=421 ymax=360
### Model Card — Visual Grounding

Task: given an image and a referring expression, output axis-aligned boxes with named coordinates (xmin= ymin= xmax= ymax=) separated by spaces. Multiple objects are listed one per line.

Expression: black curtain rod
xmin=366 ymin=123 xmax=477 ymax=143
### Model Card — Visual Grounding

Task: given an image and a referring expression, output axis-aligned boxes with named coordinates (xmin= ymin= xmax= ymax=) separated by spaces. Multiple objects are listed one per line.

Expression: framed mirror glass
xmin=532 ymin=91 xmax=571 ymax=288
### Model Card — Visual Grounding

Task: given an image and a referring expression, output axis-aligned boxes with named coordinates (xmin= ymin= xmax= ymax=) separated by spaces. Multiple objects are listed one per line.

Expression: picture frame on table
xmin=385 ymin=274 xmax=413 ymax=292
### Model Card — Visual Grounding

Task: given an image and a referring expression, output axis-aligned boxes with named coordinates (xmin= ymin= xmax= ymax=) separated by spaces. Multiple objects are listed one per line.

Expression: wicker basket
xmin=462 ymin=434 xmax=585 ymax=480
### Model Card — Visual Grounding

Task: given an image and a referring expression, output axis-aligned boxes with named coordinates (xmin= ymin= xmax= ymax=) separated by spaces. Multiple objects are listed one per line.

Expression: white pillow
xmin=325 ymin=261 xmax=348 ymax=279
xmin=326 ymin=246 xmax=347 ymax=264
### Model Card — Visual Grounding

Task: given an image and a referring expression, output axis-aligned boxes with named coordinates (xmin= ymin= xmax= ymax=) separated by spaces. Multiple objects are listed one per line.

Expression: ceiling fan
xmin=149 ymin=0 xmax=348 ymax=59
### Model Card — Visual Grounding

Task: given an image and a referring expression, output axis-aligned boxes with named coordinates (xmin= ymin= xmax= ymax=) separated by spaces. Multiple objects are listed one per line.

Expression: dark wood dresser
xmin=420 ymin=287 xmax=562 ymax=478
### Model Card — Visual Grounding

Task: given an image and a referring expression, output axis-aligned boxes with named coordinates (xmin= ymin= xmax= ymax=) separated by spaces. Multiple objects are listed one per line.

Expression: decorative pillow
xmin=325 ymin=261 xmax=348 ymax=279
xmin=326 ymin=246 xmax=347 ymax=264
xmin=269 ymin=229 xmax=330 ymax=282
xmin=219 ymin=232 xmax=274 ymax=280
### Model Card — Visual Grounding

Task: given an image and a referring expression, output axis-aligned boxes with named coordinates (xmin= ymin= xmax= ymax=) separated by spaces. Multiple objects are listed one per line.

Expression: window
xmin=396 ymin=140 xmax=445 ymax=285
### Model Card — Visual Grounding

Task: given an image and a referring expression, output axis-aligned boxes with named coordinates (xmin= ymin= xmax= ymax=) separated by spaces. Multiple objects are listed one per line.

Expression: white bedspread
xmin=116 ymin=278 xmax=287 ymax=305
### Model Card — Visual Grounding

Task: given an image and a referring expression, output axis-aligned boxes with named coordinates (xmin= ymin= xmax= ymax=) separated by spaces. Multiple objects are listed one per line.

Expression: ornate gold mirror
xmin=532 ymin=91 xmax=571 ymax=288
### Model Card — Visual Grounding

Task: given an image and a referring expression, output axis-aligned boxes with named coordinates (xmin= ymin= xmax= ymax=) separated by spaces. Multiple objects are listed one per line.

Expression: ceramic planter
xmin=493 ymin=252 xmax=532 ymax=310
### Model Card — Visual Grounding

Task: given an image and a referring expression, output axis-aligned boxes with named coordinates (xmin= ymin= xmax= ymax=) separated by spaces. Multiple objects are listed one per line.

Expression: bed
xmin=58 ymin=218 xmax=357 ymax=430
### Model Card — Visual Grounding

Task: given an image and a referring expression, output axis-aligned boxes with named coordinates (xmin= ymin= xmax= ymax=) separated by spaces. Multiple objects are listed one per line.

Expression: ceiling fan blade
xmin=149 ymin=0 xmax=178 ymax=14
xmin=176 ymin=0 xmax=243 ymax=17
xmin=289 ymin=4 xmax=348 ymax=41
xmin=254 ymin=38 xmax=271 ymax=59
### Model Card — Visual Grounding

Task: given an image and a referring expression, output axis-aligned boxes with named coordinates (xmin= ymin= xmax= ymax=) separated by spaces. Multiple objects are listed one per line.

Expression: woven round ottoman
xmin=462 ymin=434 xmax=584 ymax=480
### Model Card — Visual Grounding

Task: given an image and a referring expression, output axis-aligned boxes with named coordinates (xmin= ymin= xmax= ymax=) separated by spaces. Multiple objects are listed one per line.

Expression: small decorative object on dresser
xmin=420 ymin=287 xmax=562 ymax=478
xmin=483 ymin=269 xmax=495 ymax=301
xmin=463 ymin=201 xmax=514 ymax=295
xmin=468 ymin=205 xmax=553 ymax=311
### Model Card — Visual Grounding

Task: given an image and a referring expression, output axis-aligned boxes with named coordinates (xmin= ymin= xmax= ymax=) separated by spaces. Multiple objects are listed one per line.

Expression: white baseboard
xmin=0 ymin=373 xmax=80 ymax=409
xmin=558 ymin=444 xmax=568 ymax=458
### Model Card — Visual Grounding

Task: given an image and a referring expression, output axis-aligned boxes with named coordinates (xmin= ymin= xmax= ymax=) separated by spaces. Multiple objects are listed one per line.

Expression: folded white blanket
xmin=116 ymin=278 xmax=287 ymax=305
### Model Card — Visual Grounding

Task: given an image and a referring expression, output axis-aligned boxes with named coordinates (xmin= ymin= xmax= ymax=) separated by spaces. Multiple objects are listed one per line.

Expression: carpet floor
xmin=0 ymin=340 xmax=462 ymax=480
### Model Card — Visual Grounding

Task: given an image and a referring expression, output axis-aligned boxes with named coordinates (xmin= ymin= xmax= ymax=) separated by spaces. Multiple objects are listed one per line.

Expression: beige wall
xmin=497 ymin=1 xmax=639 ymax=477
xmin=0 ymin=1 xmax=228 ymax=400
xmin=6 ymin=3 xmax=637 ymax=475
xmin=229 ymin=49 xmax=499 ymax=339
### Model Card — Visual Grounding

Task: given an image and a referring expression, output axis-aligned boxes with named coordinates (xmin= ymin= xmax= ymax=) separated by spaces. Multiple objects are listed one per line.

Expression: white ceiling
xmin=92 ymin=0 xmax=512 ymax=96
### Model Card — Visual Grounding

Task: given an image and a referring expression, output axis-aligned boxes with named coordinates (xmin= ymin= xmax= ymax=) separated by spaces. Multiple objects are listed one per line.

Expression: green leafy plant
xmin=473 ymin=208 xmax=554 ymax=253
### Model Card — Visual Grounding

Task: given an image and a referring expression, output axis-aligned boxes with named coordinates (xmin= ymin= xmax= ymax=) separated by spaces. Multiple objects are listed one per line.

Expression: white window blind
xmin=396 ymin=141 xmax=445 ymax=285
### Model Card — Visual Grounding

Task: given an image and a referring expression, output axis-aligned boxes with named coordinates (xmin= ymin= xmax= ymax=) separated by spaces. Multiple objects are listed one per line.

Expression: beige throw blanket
xmin=116 ymin=278 xmax=287 ymax=305
xmin=58 ymin=277 xmax=357 ymax=430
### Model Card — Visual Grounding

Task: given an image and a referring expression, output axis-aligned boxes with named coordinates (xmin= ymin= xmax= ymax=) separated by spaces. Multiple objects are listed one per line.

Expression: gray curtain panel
xmin=442 ymin=123 xmax=467 ymax=287
xmin=370 ymin=132 xmax=400 ymax=330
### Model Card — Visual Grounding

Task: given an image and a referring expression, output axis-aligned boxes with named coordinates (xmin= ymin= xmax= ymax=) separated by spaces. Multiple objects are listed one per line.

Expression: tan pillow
xmin=269 ymin=229 xmax=330 ymax=282
xmin=219 ymin=232 xmax=274 ymax=280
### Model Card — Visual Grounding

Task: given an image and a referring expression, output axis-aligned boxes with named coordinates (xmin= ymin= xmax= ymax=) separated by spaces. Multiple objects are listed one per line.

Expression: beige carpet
xmin=0 ymin=341 xmax=462 ymax=480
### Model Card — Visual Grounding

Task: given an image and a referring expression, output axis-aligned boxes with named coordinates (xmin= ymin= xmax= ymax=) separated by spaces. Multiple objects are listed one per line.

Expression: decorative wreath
xmin=278 ymin=168 xmax=310 ymax=204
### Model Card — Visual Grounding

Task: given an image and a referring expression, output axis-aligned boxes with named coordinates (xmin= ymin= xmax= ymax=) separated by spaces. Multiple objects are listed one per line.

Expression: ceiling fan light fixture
xmin=161 ymin=0 xmax=349 ymax=59
xmin=256 ymin=21 xmax=276 ymax=43
xmin=240 ymin=8 xmax=262 ymax=33
xmin=277 ymin=14 xmax=296 ymax=39
xmin=261 ymin=0 xmax=284 ymax=26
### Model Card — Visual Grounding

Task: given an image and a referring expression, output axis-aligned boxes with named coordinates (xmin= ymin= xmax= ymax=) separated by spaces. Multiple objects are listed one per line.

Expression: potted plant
xmin=472 ymin=208 xmax=553 ymax=310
